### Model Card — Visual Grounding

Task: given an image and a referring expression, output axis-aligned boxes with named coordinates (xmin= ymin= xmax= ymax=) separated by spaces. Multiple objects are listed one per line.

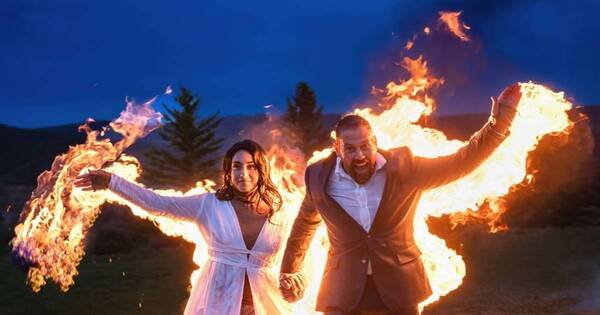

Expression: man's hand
xmin=491 ymin=83 xmax=522 ymax=135
xmin=74 ymin=169 xmax=112 ymax=191
xmin=279 ymin=272 xmax=306 ymax=303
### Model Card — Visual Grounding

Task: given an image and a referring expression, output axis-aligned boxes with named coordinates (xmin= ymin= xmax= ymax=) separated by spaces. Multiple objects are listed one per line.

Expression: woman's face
xmin=230 ymin=150 xmax=259 ymax=193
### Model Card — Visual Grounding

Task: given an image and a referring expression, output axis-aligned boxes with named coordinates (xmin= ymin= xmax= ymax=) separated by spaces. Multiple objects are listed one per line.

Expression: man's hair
xmin=334 ymin=114 xmax=373 ymax=138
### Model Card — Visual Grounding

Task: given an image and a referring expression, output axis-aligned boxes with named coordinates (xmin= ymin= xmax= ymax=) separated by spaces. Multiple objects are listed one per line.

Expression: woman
xmin=75 ymin=140 xmax=304 ymax=315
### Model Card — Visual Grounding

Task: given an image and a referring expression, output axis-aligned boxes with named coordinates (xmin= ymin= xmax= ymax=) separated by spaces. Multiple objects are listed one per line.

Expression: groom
xmin=279 ymin=84 xmax=522 ymax=314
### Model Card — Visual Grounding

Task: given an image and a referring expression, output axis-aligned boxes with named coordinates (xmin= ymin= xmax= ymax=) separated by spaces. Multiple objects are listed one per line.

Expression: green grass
xmin=0 ymin=245 xmax=195 ymax=315
xmin=424 ymin=227 xmax=600 ymax=315
xmin=1 ymin=228 xmax=599 ymax=315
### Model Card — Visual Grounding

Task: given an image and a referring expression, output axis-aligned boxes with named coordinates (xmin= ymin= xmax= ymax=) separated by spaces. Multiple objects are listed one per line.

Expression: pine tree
xmin=143 ymin=87 xmax=223 ymax=190
xmin=284 ymin=82 xmax=327 ymax=158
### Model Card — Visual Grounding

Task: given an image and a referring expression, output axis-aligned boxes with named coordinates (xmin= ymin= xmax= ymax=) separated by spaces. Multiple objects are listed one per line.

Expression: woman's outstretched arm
xmin=75 ymin=170 xmax=206 ymax=221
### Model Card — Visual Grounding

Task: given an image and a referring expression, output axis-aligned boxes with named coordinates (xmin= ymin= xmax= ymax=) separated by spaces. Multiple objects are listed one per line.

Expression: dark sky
xmin=1 ymin=0 xmax=599 ymax=128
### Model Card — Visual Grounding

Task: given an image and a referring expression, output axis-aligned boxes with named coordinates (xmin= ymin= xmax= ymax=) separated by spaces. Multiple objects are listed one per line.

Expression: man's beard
xmin=347 ymin=158 xmax=376 ymax=184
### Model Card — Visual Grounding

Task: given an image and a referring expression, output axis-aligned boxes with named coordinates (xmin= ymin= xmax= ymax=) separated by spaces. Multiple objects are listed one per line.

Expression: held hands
xmin=490 ymin=83 xmax=522 ymax=135
xmin=279 ymin=272 xmax=306 ymax=303
xmin=73 ymin=169 xmax=112 ymax=191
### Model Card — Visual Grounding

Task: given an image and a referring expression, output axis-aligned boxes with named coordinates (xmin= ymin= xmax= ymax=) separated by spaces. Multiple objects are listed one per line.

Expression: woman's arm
xmin=75 ymin=170 xmax=205 ymax=221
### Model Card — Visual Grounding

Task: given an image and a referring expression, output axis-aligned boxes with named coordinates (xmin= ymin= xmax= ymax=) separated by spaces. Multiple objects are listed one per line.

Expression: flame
xmin=438 ymin=11 xmax=471 ymax=42
xmin=405 ymin=34 xmax=417 ymax=51
xmin=10 ymin=99 xmax=162 ymax=292
xmin=383 ymin=56 xmax=444 ymax=115
xmin=352 ymin=81 xmax=573 ymax=311
xmin=292 ymin=77 xmax=574 ymax=313
xmin=11 ymin=41 xmax=575 ymax=315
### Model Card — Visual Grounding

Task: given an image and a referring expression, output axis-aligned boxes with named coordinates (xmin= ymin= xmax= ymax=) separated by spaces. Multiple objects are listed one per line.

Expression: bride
xmin=75 ymin=139 xmax=305 ymax=315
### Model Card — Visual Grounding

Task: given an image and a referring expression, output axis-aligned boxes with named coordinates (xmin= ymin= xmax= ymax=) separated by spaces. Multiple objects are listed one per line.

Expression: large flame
xmin=11 ymin=53 xmax=575 ymax=315
xmin=10 ymin=99 xmax=162 ymax=292
xmin=354 ymin=80 xmax=573 ymax=311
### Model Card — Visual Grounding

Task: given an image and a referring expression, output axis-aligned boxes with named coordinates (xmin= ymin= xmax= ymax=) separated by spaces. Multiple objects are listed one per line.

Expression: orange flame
xmin=383 ymin=56 xmax=444 ymax=115
xmin=353 ymin=81 xmax=573 ymax=311
xmin=10 ymin=99 xmax=162 ymax=292
xmin=405 ymin=34 xmax=417 ymax=51
xmin=438 ymin=11 xmax=471 ymax=42
xmin=12 ymin=58 xmax=575 ymax=315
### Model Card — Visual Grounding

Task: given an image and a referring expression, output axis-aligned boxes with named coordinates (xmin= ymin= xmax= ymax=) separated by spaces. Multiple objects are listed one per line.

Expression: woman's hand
xmin=74 ymin=169 xmax=112 ymax=191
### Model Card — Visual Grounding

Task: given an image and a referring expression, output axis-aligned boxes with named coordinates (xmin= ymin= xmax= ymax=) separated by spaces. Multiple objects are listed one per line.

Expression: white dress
xmin=108 ymin=174 xmax=295 ymax=315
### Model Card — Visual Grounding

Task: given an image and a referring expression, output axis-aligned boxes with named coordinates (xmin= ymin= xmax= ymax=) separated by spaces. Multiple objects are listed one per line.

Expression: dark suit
xmin=281 ymin=121 xmax=508 ymax=313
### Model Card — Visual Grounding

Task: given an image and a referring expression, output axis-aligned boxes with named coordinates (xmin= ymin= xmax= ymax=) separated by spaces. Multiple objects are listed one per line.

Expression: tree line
xmin=142 ymin=82 xmax=328 ymax=189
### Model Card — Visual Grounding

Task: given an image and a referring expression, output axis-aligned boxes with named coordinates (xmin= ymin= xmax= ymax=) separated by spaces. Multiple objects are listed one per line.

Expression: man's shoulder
xmin=384 ymin=146 xmax=414 ymax=161
xmin=306 ymin=152 xmax=336 ymax=173
xmin=382 ymin=146 xmax=414 ymax=173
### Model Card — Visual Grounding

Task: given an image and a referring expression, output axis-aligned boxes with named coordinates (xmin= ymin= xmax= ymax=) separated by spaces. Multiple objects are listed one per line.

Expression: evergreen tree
xmin=284 ymin=82 xmax=327 ymax=158
xmin=143 ymin=87 xmax=223 ymax=190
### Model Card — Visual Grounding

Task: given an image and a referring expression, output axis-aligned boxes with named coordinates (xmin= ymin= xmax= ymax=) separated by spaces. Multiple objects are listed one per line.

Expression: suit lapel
xmin=315 ymin=153 xmax=366 ymax=233
xmin=369 ymin=149 xmax=393 ymax=233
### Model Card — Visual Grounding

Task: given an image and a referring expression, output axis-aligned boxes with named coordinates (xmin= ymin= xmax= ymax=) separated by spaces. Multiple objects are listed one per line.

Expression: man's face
xmin=335 ymin=125 xmax=378 ymax=184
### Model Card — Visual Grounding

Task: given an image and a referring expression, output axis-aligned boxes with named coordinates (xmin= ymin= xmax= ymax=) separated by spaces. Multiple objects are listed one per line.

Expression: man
xmin=278 ymin=84 xmax=522 ymax=315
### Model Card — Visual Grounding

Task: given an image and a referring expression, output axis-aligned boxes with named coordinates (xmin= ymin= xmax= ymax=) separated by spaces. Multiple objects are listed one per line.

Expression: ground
xmin=424 ymin=227 xmax=600 ymax=315
xmin=1 ymin=227 xmax=599 ymax=315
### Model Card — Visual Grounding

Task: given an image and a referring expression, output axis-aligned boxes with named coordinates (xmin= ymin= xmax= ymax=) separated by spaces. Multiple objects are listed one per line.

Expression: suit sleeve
xmin=108 ymin=174 xmax=206 ymax=221
xmin=411 ymin=121 xmax=508 ymax=190
xmin=280 ymin=167 xmax=323 ymax=274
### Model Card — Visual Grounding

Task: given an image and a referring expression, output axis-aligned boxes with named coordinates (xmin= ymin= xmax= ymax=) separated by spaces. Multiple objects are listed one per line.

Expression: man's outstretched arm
xmin=411 ymin=83 xmax=522 ymax=189
xmin=281 ymin=193 xmax=322 ymax=274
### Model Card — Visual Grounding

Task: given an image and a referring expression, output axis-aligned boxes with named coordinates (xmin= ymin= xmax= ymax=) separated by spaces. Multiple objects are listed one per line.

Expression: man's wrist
xmin=489 ymin=122 xmax=509 ymax=138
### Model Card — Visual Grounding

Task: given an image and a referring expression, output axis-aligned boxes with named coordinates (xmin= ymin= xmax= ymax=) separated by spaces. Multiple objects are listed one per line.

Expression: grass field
xmin=1 ymin=245 xmax=195 ymax=315
xmin=1 ymin=227 xmax=599 ymax=315
xmin=425 ymin=227 xmax=600 ymax=315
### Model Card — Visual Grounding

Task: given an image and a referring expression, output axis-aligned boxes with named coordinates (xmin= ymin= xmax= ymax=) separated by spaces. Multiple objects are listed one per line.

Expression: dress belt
xmin=207 ymin=246 xmax=275 ymax=269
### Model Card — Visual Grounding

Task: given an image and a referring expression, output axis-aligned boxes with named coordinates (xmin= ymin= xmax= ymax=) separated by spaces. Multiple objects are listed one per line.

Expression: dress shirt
xmin=327 ymin=153 xmax=387 ymax=274
xmin=327 ymin=153 xmax=387 ymax=232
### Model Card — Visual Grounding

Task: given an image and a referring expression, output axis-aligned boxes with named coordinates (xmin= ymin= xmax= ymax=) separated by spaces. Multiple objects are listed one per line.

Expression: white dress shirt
xmin=327 ymin=153 xmax=387 ymax=274
xmin=108 ymin=175 xmax=296 ymax=315
xmin=327 ymin=153 xmax=387 ymax=232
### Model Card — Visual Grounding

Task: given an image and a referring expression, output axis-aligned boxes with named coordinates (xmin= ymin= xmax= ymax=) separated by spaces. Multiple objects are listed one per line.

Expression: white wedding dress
xmin=109 ymin=174 xmax=295 ymax=315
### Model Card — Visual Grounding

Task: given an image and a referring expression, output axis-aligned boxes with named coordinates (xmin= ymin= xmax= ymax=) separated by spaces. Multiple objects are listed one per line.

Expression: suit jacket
xmin=280 ymin=121 xmax=508 ymax=312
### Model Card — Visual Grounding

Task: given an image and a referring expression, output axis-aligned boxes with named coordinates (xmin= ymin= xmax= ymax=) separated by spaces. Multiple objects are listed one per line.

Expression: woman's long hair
xmin=215 ymin=140 xmax=283 ymax=221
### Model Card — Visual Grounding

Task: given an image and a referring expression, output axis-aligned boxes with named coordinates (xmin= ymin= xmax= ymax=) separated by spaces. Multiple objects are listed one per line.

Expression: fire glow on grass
xmin=11 ymin=51 xmax=574 ymax=315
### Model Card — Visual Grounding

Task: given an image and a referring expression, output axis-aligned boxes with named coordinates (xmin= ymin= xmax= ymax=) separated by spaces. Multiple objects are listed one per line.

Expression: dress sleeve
xmin=108 ymin=174 xmax=206 ymax=221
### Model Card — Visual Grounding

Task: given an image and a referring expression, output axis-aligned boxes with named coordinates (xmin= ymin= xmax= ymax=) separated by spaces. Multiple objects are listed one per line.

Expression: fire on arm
xmin=280 ymin=167 xmax=323 ymax=274
xmin=409 ymin=120 xmax=508 ymax=190
xmin=108 ymin=173 xmax=207 ymax=221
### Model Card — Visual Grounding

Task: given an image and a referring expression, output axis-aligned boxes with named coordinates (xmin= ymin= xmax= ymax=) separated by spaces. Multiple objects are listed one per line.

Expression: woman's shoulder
xmin=198 ymin=192 xmax=232 ymax=210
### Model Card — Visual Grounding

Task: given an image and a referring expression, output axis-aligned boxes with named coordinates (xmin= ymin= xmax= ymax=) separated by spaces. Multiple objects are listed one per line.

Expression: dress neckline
xmin=226 ymin=200 xmax=268 ymax=251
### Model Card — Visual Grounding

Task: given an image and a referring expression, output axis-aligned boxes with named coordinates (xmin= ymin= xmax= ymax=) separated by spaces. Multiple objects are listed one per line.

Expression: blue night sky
xmin=1 ymin=0 xmax=599 ymax=128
